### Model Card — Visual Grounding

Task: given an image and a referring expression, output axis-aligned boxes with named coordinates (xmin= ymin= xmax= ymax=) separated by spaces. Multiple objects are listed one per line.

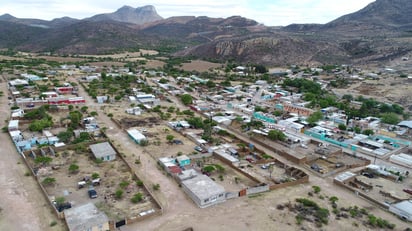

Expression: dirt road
xmin=0 ymin=80 xmax=64 ymax=231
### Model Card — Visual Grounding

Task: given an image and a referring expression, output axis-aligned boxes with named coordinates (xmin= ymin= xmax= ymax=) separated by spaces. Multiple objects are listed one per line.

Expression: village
xmin=1 ymin=51 xmax=412 ymax=230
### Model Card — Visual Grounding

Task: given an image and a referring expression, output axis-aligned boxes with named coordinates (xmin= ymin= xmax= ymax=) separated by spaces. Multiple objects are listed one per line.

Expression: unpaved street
xmin=0 ymin=80 xmax=64 ymax=231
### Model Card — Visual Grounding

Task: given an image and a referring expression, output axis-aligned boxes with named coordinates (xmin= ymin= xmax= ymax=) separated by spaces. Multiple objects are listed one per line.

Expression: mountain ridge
xmin=0 ymin=2 xmax=411 ymax=65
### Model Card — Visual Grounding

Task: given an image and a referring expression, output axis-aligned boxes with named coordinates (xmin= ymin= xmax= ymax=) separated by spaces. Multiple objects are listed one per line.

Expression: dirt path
xmin=0 ymin=81 xmax=65 ymax=231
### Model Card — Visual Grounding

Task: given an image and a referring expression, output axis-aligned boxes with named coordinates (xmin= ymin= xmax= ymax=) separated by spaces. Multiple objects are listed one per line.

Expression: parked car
xmin=26 ymin=103 xmax=35 ymax=108
xmin=194 ymin=146 xmax=203 ymax=152
xmin=245 ymin=157 xmax=255 ymax=163
xmin=55 ymin=202 xmax=72 ymax=212
xmin=77 ymin=181 xmax=87 ymax=189
xmin=261 ymin=164 xmax=268 ymax=169
xmin=88 ymin=187 xmax=97 ymax=199
xmin=361 ymin=172 xmax=374 ymax=178
xmin=173 ymin=140 xmax=183 ymax=145
xmin=403 ymin=189 xmax=412 ymax=196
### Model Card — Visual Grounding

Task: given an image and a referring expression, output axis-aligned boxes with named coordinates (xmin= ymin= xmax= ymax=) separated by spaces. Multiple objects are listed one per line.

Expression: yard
xmin=26 ymin=144 xmax=158 ymax=221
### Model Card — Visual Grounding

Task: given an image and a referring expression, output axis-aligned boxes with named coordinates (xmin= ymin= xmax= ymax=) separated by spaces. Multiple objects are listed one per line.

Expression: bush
xmin=119 ymin=181 xmax=130 ymax=189
xmin=42 ymin=177 xmax=56 ymax=186
xmin=153 ymin=183 xmax=160 ymax=191
xmin=49 ymin=221 xmax=57 ymax=227
xmin=115 ymin=189 xmax=124 ymax=199
xmin=131 ymin=193 xmax=143 ymax=203
xmin=312 ymin=185 xmax=321 ymax=194
xmin=91 ymin=173 xmax=100 ymax=179
xmin=68 ymin=164 xmax=79 ymax=174
xmin=136 ymin=180 xmax=144 ymax=186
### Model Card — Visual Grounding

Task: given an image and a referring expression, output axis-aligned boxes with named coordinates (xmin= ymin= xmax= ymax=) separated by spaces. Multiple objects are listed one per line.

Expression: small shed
xmin=89 ymin=142 xmax=116 ymax=161
xmin=176 ymin=155 xmax=191 ymax=167
xmin=127 ymin=128 xmax=147 ymax=144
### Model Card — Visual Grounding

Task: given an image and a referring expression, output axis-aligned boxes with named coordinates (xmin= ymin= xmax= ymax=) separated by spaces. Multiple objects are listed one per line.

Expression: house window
xmin=219 ymin=193 xmax=224 ymax=197
xmin=210 ymin=196 xmax=217 ymax=202
xmin=106 ymin=156 xmax=110 ymax=160
xmin=204 ymin=198 xmax=209 ymax=203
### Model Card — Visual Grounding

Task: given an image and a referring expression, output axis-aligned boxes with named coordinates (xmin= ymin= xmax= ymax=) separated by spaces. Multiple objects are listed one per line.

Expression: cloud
xmin=0 ymin=0 xmax=375 ymax=26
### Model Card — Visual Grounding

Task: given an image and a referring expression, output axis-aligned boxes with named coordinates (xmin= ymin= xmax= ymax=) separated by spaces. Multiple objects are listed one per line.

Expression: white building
xmin=389 ymin=200 xmax=412 ymax=221
xmin=181 ymin=174 xmax=226 ymax=208
xmin=127 ymin=128 xmax=147 ymax=144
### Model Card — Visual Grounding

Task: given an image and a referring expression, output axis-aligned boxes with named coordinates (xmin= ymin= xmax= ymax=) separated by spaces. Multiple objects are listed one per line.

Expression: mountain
xmin=86 ymin=5 xmax=162 ymax=25
xmin=0 ymin=2 xmax=412 ymax=65
xmin=0 ymin=13 xmax=78 ymax=28
xmin=326 ymin=0 xmax=412 ymax=30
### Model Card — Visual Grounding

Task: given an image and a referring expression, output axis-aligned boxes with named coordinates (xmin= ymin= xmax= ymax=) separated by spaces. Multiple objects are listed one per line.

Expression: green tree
xmin=268 ymin=130 xmax=286 ymax=141
xmin=307 ymin=111 xmax=323 ymax=125
xmin=57 ymin=131 xmax=73 ymax=143
xmin=131 ymin=193 xmax=143 ymax=203
xmin=180 ymin=94 xmax=193 ymax=105
xmin=338 ymin=124 xmax=347 ymax=131
xmin=35 ymin=156 xmax=53 ymax=165
xmin=380 ymin=113 xmax=400 ymax=125
xmin=363 ymin=129 xmax=374 ymax=136
xmin=166 ymin=134 xmax=174 ymax=143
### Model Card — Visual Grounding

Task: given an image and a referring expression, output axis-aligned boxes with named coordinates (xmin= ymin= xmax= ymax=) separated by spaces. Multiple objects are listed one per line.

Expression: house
xmin=127 ymin=128 xmax=147 ymax=144
xmin=389 ymin=200 xmax=412 ymax=221
xmin=55 ymin=86 xmax=74 ymax=94
xmin=398 ymin=121 xmax=412 ymax=135
xmin=64 ymin=202 xmax=109 ymax=231
xmin=89 ymin=142 xmax=116 ymax=161
xmin=9 ymin=130 xmax=23 ymax=142
xmin=176 ymin=155 xmax=191 ymax=167
xmin=8 ymin=120 xmax=19 ymax=131
xmin=96 ymin=96 xmax=108 ymax=104
xmin=9 ymin=79 xmax=29 ymax=87
xmin=181 ymin=174 xmax=226 ymax=208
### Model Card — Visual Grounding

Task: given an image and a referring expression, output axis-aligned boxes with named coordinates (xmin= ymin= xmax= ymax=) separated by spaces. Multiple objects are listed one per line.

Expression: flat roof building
xmin=89 ymin=142 xmax=116 ymax=161
xmin=181 ymin=174 xmax=226 ymax=208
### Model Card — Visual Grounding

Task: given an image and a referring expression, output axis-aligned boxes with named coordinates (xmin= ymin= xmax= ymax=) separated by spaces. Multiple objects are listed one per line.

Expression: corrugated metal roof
xmin=398 ymin=121 xmax=412 ymax=129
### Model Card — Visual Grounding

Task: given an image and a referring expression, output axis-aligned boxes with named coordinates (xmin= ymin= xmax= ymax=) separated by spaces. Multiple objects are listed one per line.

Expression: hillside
xmin=0 ymin=2 xmax=411 ymax=65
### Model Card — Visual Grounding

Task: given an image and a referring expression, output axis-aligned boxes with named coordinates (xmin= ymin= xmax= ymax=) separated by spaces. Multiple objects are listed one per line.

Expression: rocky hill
xmin=86 ymin=5 xmax=162 ymax=25
xmin=0 ymin=2 xmax=411 ymax=65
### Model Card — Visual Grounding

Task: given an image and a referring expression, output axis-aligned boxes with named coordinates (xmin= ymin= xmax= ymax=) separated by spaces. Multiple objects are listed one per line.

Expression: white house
xmin=389 ymin=200 xmax=412 ymax=221
xmin=181 ymin=174 xmax=226 ymax=208
xmin=89 ymin=142 xmax=117 ymax=161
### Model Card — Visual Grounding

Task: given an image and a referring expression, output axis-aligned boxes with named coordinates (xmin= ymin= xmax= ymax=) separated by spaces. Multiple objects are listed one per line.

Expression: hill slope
xmin=0 ymin=2 xmax=412 ymax=65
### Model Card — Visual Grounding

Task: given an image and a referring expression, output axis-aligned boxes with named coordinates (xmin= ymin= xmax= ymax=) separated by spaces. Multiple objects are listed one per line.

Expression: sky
xmin=1 ymin=0 xmax=376 ymax=26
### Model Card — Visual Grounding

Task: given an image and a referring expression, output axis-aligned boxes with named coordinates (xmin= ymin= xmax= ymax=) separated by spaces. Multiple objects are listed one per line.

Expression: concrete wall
xmin=246 ymin=185 xmax=269 ymax=195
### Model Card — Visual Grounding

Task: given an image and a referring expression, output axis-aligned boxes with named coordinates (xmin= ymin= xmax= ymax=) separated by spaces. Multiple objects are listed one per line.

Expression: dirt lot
xmin=181 ymin=60 xmax=222 ymax=72
xmin=334 ymin=77 xmax=412 ymax=112
xmin=354 ymin=174 xmax=412 ymax=204
xmin=28 ymin=145 xmax=157 ymax=221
